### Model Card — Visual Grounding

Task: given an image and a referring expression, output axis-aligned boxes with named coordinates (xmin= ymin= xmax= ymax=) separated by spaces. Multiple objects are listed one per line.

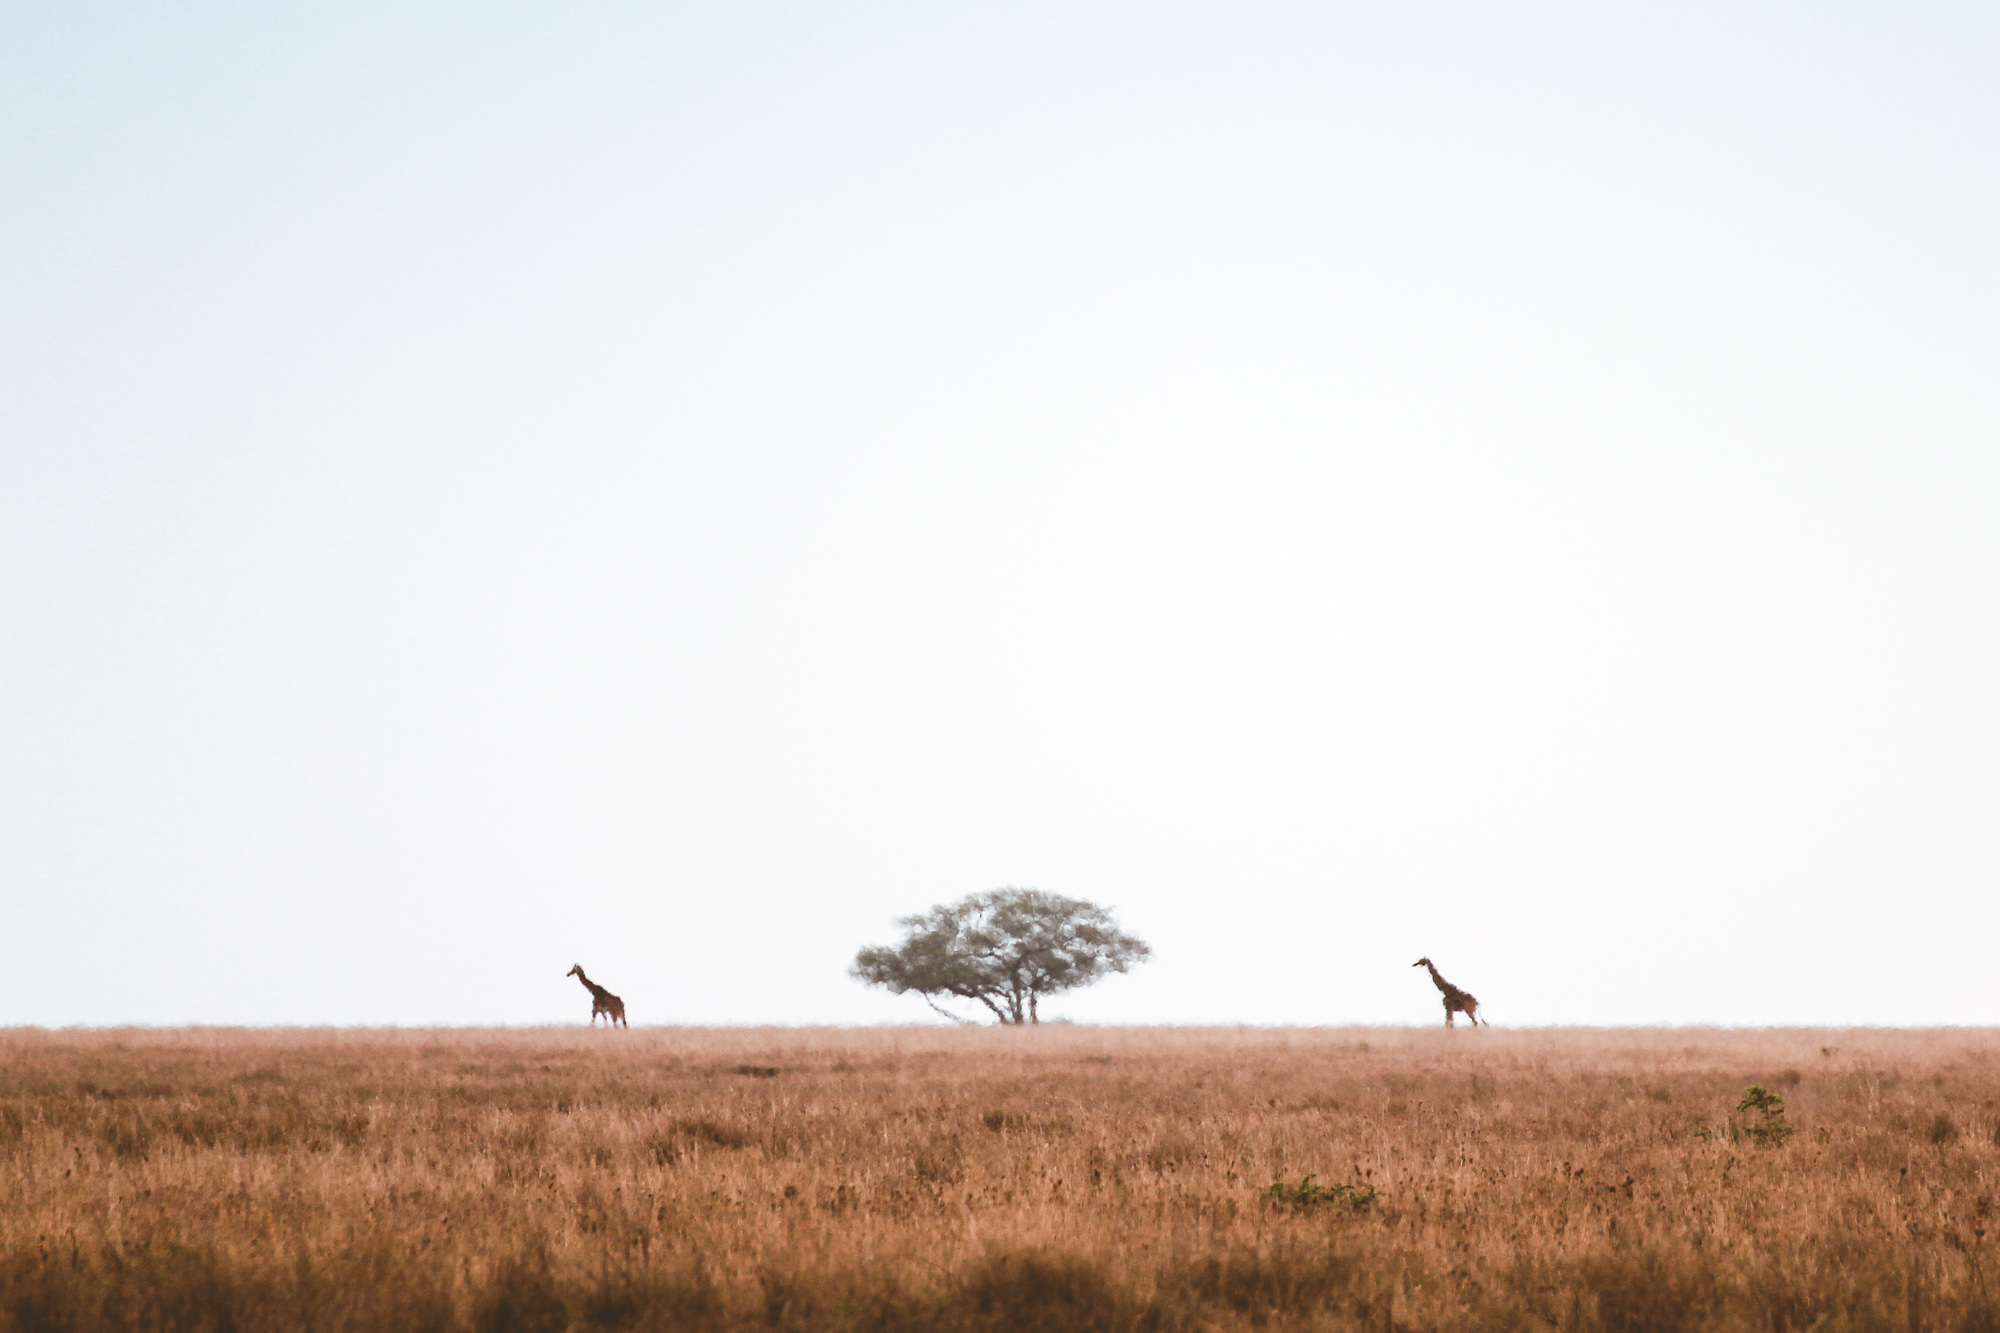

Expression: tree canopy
xmin=851 ymin=887 xmax=1150 ymax=1024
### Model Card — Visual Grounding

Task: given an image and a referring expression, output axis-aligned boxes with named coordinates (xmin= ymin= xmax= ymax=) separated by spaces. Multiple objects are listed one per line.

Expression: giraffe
xmin=566 ymin=965 xmax=627 ymax=1028
xmin=1413 ymin=957 xmax=1483 ymax=1027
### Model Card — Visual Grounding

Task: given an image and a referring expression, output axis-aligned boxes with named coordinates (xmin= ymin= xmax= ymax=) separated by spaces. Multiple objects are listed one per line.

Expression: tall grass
xmin=2 ymin=1025 xmax=1996 ymax=1330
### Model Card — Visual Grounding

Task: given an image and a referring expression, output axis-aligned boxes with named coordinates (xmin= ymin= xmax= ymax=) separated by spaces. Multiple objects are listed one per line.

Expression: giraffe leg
xmin=1444 ymin=1002 xmax=1454 ymax=1028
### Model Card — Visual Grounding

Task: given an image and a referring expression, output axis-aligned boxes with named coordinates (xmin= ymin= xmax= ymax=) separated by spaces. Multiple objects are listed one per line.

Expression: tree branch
xmin=921 ymin=995 xmax=974 ymax=1024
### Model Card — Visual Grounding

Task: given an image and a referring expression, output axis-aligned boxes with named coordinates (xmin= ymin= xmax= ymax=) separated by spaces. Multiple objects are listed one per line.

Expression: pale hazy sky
xmin=5 ymin=5 xmax=1998 ymax=1028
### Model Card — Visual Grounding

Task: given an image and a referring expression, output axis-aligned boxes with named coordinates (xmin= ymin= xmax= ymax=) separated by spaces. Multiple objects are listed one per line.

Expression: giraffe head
xmin=1413 ymin=957 xmax=1432 ymax=968
xmin=566 ymin=964 xmax=583 ymax=979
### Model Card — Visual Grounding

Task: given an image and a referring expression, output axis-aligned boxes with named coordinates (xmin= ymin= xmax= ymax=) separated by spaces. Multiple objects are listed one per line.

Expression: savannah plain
xmin=3 ymin=1025 xmax=1997 ymax=1332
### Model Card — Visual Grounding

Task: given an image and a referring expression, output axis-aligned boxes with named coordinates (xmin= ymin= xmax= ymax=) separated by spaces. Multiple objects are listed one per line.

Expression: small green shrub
xmin=1263 ymin=1174 xmax=1377 ymax=1211
xmin=1736 ymin=1086 xmax=1795 ymax=1147
xmin=1737 ymin=1086 xmax=1785 ymax=1116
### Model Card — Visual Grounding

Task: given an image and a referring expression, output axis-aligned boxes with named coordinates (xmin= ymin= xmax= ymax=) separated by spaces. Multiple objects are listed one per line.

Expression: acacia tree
xmin=851 ymin=887 xmax=1150 ymax=1024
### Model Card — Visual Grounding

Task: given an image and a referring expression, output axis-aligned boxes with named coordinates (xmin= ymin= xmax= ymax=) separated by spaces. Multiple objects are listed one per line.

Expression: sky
xmin=4 ymin=4 xmax=1998 ymax=1028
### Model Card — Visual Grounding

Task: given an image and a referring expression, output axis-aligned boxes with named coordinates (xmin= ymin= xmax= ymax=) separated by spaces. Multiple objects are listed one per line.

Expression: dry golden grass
xmin=2 ymin=1025 xmax=1997 ymax=1331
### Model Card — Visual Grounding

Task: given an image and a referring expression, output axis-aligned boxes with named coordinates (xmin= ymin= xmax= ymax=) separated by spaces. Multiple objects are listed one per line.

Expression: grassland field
xmin=3 ymin=1024 xmax=1998 ymax=1332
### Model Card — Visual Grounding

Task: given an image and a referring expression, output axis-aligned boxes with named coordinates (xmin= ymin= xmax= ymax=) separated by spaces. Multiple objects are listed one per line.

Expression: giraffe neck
xmin=1425 ymin=962 xmax=1451 ymax=994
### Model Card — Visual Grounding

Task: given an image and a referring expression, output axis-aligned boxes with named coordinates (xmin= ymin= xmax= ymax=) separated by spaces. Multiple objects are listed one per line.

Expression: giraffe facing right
xmin=566 ymin=965 xmax=628 ymax=1028
xmin=1414 ymin=957 xmax=1483 ymax=1027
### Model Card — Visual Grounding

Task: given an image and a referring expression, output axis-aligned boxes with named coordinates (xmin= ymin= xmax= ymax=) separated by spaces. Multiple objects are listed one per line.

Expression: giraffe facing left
xmin=566 ymin=964 xmax=628 ymax=1028
xmin=1414 ymin=957 xmax=1483 ymax=1028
